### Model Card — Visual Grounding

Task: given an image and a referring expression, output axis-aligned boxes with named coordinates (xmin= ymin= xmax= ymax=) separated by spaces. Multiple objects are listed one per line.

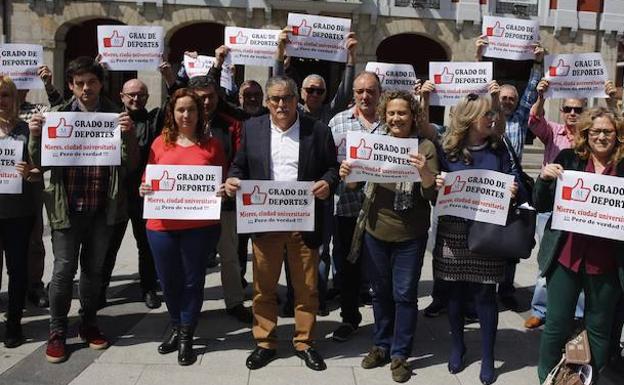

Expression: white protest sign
xmin=0 ymin=140 xmax=23 ymax=194
xmin=345 ymin=132 xmax=420 ymax=183
xmin=429 ymin=62 xmax=493 ymax=106
xmin=225 ymin=27 xmax=280 ymax=67
xmin=544 ymin=53 xmax=607 ymax=99
xmin=286 ymin=13 xmax=351 ymax=63
xmin=41 ymin=112 xmax=120 ymax=166
xmin=435 ymin=170 xmax=514 ymax=226
xmin=551 ymin=170 xmax=624 ymax=241
xmin=182 ymin=54 xmax=233 ymax=91
xmin=236 ymin=180 xmax=315 ymax=233
xmin=482 ymin=16 xmax=539 ymax=61
xmin=365 ymin=62 xmax=418 ymax=92
xmin=143 ymin=165 xmax=222 ymax=220
xmin=333 ymin=132 xmax=347 ymax=163
xmin=0 ymin=44 xmax=44 ymax=89
xmin=97 ymin=25 xmax=163 ymax=71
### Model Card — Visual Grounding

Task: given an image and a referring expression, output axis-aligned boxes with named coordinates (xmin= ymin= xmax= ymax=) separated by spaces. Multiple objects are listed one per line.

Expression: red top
xmin=558 ymin=159 xmax=618 ymax=275
xmin=145 ymin=135 xmax=226 ymax=231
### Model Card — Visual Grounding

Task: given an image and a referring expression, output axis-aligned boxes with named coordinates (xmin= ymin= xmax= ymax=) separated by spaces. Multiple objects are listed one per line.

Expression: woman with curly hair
xmin=139 ymin=88 xmax=225 ymax=365
xmin=537 ymin=107 xmax=624 ymax=383
xmin=340 ymin=90 xmax=438 ymax=383
xmin=433 ymin=89 xmax=525 ymax=385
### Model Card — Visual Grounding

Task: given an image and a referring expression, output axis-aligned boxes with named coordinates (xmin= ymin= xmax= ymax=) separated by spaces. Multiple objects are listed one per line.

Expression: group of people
xmin=0 ymin=27 xmax=622 ymax=385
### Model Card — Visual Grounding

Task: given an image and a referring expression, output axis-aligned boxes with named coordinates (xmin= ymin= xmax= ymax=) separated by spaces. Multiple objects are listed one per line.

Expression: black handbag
xmin=467 ymin=205 xmax=537 ymax=260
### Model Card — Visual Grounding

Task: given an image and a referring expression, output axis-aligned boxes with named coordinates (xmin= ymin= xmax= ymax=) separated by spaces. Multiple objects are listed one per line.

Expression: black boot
xmin=158 ymin=325 xmax=179 ymax=354
xmin=177 ymin=325 xmax=196 ymax=366
xmin=4 ymin=318 xmax=24 ymax=348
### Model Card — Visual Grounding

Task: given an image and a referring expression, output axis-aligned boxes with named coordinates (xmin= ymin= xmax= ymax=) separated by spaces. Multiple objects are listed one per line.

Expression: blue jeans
xmin=147 ymin=225 xmax=220 ymax=326
xmin=364 ymin=232 xmax=427 ymax=359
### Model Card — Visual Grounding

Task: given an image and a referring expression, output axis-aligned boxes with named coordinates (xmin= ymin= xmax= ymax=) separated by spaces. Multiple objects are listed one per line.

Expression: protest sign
xmin=236 ymin=180 xmax=315 ymax=233
xmin=286 ymin=13 xmax=351 ymax=63
xmin=97 ymin=26 xmax=163 ymax=71
xmin=345 ymin=132 xmax=420 ymax=183
xmin=0 ymin=139 xmax=23 ymax=194
xmin=182 ymin=54 xmax=233 ymax=91
xmin=0 ymin=44 xmax=44 ymax=89
xmin=435 ymin=170 xmax=514 ymax=225
xmin=365 ymin=62 xmax=418 ymax=92
xmin=41 ymin=112 xmax=120 ymax=166
xmin=551 ymin=170 xmax=624 ymax=241
xmin=225 ymin=27 xmax=280 ymax=67
xmin=333 ymin=132 xmax=347 ymax=163
xmin=544 ymin=53 xmax=607 ymax=99
xmin=482 ymin=16 xmax=539 ymax=61
xmin=429 ymin=62 xmax=493 ymax=106
xmin=143 ymin=165 xmax=222 ymax=220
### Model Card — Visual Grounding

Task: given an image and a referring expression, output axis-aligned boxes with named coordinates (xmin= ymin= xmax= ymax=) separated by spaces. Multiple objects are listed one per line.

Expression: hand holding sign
xmin=562 ymin=178 xmax=591 ymax=202
xmin=350 ymin=139 xmax=373 ymax=160
xmin=549 ymin=59 xmax=570 ymax=77
xmin=292 ymin=20 xmax=312 ymax=36
xmin=151 ymin=171 xmax=176 ymax=191
xmin=486 ymin=22 xmax=505 ymax=37
xmin=48 ymin=118 xmax=73 ymax=139
xmin=434 ymin=67 xmax=454 ymax=84
xmin=103 ymin=31 xmax=125 ymax=48
xmin=242 ymin=185 xmax=267 ymax=205
xmin=229 ymin=31 xmax=248 ymax=45
xmin=444 ymin=175 xmax=466 ymax=195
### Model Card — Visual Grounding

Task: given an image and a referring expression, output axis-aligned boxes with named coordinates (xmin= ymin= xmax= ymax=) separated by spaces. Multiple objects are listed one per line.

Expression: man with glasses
xmin=225 ymin=75 xmax=338 ymax=371
xmin=523 ymin=79 xmax=618 ymax=329
xmin=100 ymin=78 xmax=164 ymax=310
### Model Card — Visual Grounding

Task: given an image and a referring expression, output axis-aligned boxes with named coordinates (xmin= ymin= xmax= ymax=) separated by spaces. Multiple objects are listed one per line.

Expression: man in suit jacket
xmin=225 ymin=75 xmax=339 ymax=371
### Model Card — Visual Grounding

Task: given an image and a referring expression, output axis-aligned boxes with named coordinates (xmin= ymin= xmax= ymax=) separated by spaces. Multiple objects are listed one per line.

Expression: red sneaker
xmin=79 ymin=325 xmax=109 ymax=350
xmin=45 ymin=332 xmax=67 ymax=363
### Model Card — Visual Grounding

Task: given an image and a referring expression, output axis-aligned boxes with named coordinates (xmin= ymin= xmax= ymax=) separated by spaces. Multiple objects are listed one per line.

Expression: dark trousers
xmin=364 ymin=232 xmax=427 ymax=359
xmin=497 ymin=259 xmax=518 ymax=297
xmin=538 ymin=263 xmax=621 ymax=383
xmin=147 ymin=225 xmax=220 ymax=327
xmin=0 ymin=216 xmax=34 ymax=320
xmin=102 ymin=199 xmax=158 ymax=296
xmin=27 ymin=185 xmax=46 ymax=290
xmin=49 ymin=212 xmax=113 ymax=332
xmin=238 ymin=233 xmax=251 ymax=278
xmin=333 ymin=215 xmax=362 ymax=327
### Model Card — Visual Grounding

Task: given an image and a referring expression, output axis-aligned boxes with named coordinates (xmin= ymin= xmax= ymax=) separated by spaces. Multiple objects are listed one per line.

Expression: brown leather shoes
xmin=524 ymin=316 xmax=545 ymax=329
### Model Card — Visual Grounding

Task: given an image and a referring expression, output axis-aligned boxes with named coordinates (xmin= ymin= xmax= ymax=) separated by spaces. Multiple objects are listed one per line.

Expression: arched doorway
xmin=61 ymin=18 xmax=136 ymax=105
xmin=376 ymin=34 xmax=449 ymax=124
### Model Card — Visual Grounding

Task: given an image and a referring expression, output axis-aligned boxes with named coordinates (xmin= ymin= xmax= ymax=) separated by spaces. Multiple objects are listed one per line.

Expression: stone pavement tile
xmin=68 ymin=363 xmax=145 ymax=385
xmin=136 ymin=365 xmax=248 ymax=385
xmin=117 ymin=311 xmax=169 ymax=339
xmin=353 ymin=363 xmax=460 ymax=385
xmin=249 ymin=366 xmax=354 ymax=385
xmin=0 ymin=351 xmax=27 ymax=374
xmin=96 ymin=338 xmax=191 ymax=365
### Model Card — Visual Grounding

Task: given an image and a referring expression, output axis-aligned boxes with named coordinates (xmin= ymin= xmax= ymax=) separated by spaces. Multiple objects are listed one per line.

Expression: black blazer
xmin=229 ymin=114 xmax=339 ymax=248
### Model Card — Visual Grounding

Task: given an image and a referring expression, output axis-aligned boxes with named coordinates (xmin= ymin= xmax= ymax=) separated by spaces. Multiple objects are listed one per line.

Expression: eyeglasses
xmin=267 ymin=94 xmax=296 ymax=105
xmin=304 ymin=87 xmax=325 ymax=95
xmin=562 ymin=106 xmax=583 ymax=114
xmin=588 ymin=128 xmax=616 ymax=138
xmin=122 ymin=92 xmax=149 ymax=100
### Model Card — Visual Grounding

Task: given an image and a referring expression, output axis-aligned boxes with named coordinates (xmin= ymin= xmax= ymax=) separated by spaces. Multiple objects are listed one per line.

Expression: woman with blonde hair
xmin=536 ymin=107 xmax=624 ymax=383
xmin=434 ymin=89 xmax=525 ymax=385
xmin=340 ymin=90 xmax=439 ymax=383
xmin=0 ymin=76 xmax=38 ymax=348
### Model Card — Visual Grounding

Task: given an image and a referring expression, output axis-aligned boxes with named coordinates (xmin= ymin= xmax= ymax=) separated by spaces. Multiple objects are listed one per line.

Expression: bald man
xmin=100 ymin=78 xmax=163 ymax=310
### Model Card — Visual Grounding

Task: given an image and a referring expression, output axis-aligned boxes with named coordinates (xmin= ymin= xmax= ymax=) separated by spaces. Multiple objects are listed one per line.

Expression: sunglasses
xmin=267 ymin=94 xmax=296 ymax=105
xmin=588 ymin=129 xmax=616 ymax=138
xmin=304 ymin=87 xmax=325 ymax=95
xmin=562 ymin=106 xmax=583 ymax=114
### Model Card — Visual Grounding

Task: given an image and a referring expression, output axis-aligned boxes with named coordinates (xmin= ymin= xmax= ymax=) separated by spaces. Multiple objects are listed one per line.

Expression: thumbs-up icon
xmin=486 ymin=22 xmax=505 ymax=37
xmin=549 ymin=59 xmax=570 ymax=77
xmin=151 ymin=171 xmax=176 ymax=192
xmin=48 ymin=118 xmax=73 ymax=139
xmin=562 ymin=178 xmax=591 ymax=202
xmin=374 ymin=68 xmax=386 ymax=84
xmin=443 ymin=176 xmax=466 ymax=195
xmin=349 ymin=139 xmax=373 ymax=160
xmin=242 ymin=185 xmax=268 ymax=205
xmin=229 ymin=31 xmax=249 ymax=45
xmin=103 ymin=30 xmax=125 ymax=48
xmin=434 ymin=67 xmax=454 ymax=84
xmin=292 ymin=20 xmax=312 ymax=37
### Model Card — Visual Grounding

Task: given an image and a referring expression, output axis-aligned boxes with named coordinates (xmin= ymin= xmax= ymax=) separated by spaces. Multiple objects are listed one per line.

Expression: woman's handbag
xmin=542 ymin=331 xmax=593 ymax=385
xmin=467 ymin=205 xmax=537 ymax=260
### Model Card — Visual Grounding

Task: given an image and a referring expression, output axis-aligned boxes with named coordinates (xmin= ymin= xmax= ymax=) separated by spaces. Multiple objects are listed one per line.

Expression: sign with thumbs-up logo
xmin=224 ymin=27 xmax=280 ymax=67
xmin=97 ymin=25 xmax=163 ymax=71
xmin=364 ymin=62 xmax=418 ymax=92
xmin=544 ymin=53 xmax=607 ymax=99
xmin=229 ymin=31 xmax=249 ymax=44
xmin=151 ymin=171 xmax=176 ymax=192
xmin=236 ymin=180 xmax=315 ymax=233
xmin=103 ymin=30 xmax=125 ymax=48
xmin=350 ymin=139 xmax=373 ymax=160
xmin=429 ymin=62 xmax=492 ymax=106
xmin=47 ymin=118 xmax=73 ymax=139
xmin=0 ymin=139 xmax=24 ymax=194
xmin=286 ymin=13 xmax=351 ymax=63
xmin=481 ymin=16 xmax=539 ymax=61
xmin=552 ymin=170 xmax=624 ymax=241
xmin=444 ymin=176 xmax=466 ymax=195
xmin=0 ymin=43 xmax=44 ymax=90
